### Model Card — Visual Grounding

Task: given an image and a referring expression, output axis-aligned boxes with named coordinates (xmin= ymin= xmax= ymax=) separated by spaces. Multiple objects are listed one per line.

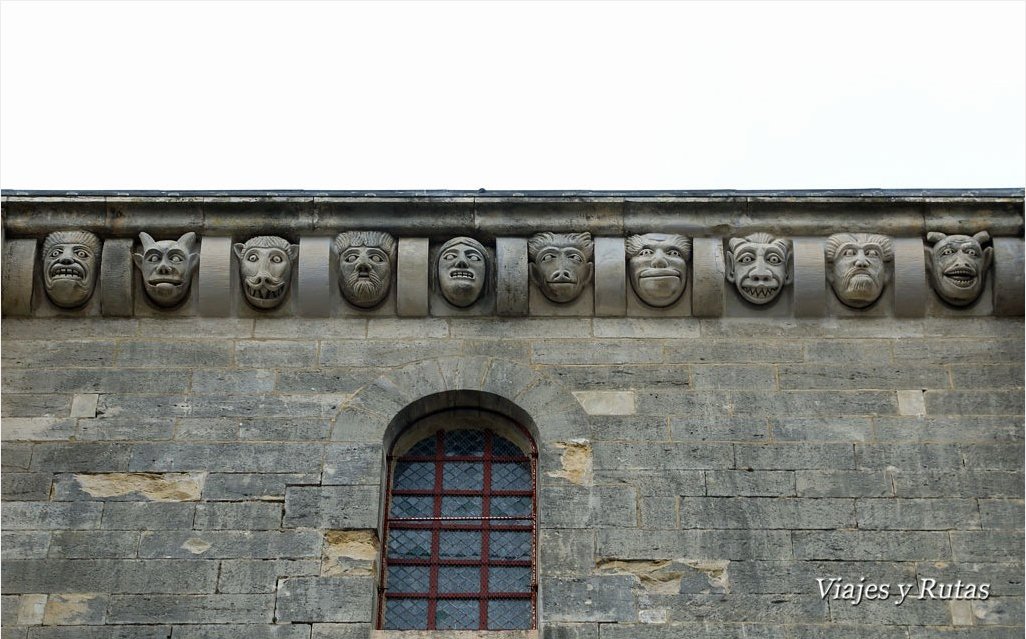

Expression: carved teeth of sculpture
xmin=449 ymin=270 xmax=475 ymax=279
xmin=741 ymin=285 xmax=778 ymax=300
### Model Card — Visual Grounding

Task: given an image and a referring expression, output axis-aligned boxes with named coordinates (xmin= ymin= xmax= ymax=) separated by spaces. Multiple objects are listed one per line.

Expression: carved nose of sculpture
xmin=58 ymin=255 xmax=75 ymax=265
xmin=651 ymin=252 xmax=668 ymax=268
xmin=356 ymin=261 xmax=371 ymax=274
xmin=455 ymin=258 xmax=468 ymax=269
xmin=551 ymin=269 xmax=573 ymax=282
xmin=750 ymin=264 xmax=772 ymax=282
xmin=157 ymin=262 xmax=173 ymax=275
xmin=854 ymin=254 xmax=870 ymax=268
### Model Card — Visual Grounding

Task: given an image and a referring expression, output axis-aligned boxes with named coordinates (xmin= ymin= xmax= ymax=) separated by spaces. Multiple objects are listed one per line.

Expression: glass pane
xmin=491 ymin=496 xmax=531 ymax=517
xmin=443 ymin=462 xmax=483 ymax=490
xmin=442 ymin=496 xmax=482 ymax=518
xmin=390 ymin=495 xmax=433 ymax=519
xmin=435 ymin=598 xmax=479 ymax=630
xmin=383 ymin=597 xmax=428 ymax=630
xmin=437 ymin=566 xmax=481 ymax=593
xmin=491 ymin=462 xmax=531 ymax=490
xmin=492 ymin=434 xmax=525 ymax=457
xmin=388 ymin=529 xmax=432 ymax=559
xmin=489 ymin=531 xmax=531 ymax=560
xmin=489 ymin=566 xmax=532 ymax=593
xmin=404 ymin=435 xmax=438 ymax=457
xmin=445 ymin=429 xmax=484 ymax=456
xmin=387 ymin=565 xmax=430 ymax=593
xmin=488 ymin=598 xmax=531 ymax=629
xmin=438 ymin=530 xmax=481 ymax=559
xmin=393 ymin=462 xmax=435 ymax=490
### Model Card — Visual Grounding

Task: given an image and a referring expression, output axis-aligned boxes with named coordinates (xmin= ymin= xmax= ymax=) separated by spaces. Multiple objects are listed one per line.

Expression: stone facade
xmin=1 ymin=190 xmax=1024 ymax=638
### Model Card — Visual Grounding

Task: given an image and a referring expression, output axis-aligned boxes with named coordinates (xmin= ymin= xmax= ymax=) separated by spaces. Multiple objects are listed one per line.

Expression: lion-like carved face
xmin=133 ymin=232 xmax=199 ymax=308
xmin=926 ymin=232 xmax=992 ymax=307
xmin=42 ymin=231 xmax=101 ymax=308
xmin=233 ymin=237 xmax=298 ymax=310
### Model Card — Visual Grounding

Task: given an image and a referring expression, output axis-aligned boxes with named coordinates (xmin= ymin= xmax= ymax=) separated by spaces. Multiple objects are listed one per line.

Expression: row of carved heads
xmin=38 ymin=229 xmax=994 ymax=310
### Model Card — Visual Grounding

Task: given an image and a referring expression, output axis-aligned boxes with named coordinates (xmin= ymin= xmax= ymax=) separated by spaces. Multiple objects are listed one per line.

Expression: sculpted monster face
xmin=437 ymin=237 xmax=487 ymax=307
xmin=334 ymin=231 xmax=396 ymax=308
xmin=233 ymin=236 xmax=298 ymax=309
xmin=926 ymin=231 xmax=992 ymax=307
xmin=42 ymin=230 xmax=101 ymax=308
xmin=528 ymin=232 xmax=594 ymax=304
xmin=725 ymin=233 xmax=792 ymax=305
xmin=825 ymin=233 xmax=893 ymax=309
xmin=626 ymin=233 xmax=692 ymax=307
xmin=133 ymin=232 xmax=199 ymax=307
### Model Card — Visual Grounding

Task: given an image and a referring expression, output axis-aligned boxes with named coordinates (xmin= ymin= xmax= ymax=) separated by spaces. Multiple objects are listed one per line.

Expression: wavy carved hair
xmin=527 ymin=232 xmax=594 ymax=262
xmin=824 ymin=233 xmax=893 ymax=263
xmin=333 ymin=231 xmax=397 ymax=259
xmin=43 ymin=230 xmax=101 ymax=256
xmin=625 ymin=234 xmax=692 ymax=260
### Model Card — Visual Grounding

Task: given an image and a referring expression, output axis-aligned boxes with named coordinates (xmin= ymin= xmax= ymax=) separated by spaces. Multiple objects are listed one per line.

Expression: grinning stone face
xmin=725 ymin=233 xmax=792 ymax=305
xmin=926 ymin=232 xmax=992 ymax=307
xmin=626 ymin=233 xmax=691 ymax=307
xmin=437 ymin=238 xmax=487 ymax=307
xmin=42 ymin=230 xmax=101 ymax=308
xmin=233 ymin=237 xmax=298 ymax=310
xmin=133 ymin=232 xmax=200 ymax=308
xmin=825 ymin=233 xmax=892 ymax=309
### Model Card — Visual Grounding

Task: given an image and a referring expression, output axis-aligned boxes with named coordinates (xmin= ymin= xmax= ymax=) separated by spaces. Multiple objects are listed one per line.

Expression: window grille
xmin=378 ymin=422 xmax=537 ymax=630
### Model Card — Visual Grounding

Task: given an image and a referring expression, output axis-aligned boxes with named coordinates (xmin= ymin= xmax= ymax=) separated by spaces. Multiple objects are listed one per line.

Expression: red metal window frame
xmin=378 ymin=421 xmax=538 ymax=630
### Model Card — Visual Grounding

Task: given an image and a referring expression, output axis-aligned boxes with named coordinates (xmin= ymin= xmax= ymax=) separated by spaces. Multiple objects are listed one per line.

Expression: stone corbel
xmin=297 ymin=236 xmax=332 ymax=317
xmin=1 ymin=238 xmax=37 ymax=316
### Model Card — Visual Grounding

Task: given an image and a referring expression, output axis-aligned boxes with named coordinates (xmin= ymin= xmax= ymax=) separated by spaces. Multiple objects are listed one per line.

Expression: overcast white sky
xmin=1 ymin=1 xmax=1023 ymax=191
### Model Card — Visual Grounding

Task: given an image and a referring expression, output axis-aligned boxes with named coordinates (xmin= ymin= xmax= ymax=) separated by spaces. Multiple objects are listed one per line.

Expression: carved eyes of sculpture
xmin=41 ymin=230 xmax=102 ymax=309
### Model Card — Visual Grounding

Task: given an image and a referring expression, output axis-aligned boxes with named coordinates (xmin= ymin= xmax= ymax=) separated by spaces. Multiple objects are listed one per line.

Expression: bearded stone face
xmin=338 ymin=241 xmax=393 ymax=308
xmin=926 ymin=232 xmax=992 ymax=307
xmin=437 ymin=238 xmax=486 ymax=307
xmin=42 ymin=231 xmax=101 ymax=308
xmin=233 ymin=237 xmax=298 ymax=310
xmin=725 ymin=234 xmax=791 ymax=305
xmin=627 ymin=234 xmax=690 ymax=307
xmin=825 ymin=233 xmax=891 ymax=309
xmin=528 ymin=232 xmax=594 ymax=304
xmin=133 ymin=232 xmax=199 ymax=308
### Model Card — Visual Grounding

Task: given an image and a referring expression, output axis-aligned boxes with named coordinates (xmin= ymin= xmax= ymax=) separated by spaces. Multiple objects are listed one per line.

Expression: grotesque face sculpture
xmin=42 ymin=230 xmax=101 ymax=308
xmin=825 ymin=233 xmax=894 ymax=309
xmin=626 ymin=233 xmax=692 ymax=307
xmin=233 ymin=236 xmax=298 ymax=309
xmin=437 ymin=237 xmax=487 ymax=307
xmin=925 ymin=231 xmax=992 ymax=307
xmin=334 ymin=231 xmax=396 ymax=308
xmin=528 ymin=232 xmax=594 ymax=304
xmin=725 ymin=233 xmax=792 ymax=305
xmin=133 ymin=232 xmax=200 ymax=308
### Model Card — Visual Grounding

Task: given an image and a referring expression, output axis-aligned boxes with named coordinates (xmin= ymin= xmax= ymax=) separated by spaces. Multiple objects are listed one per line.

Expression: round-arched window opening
xmin=377 ymin=409 xmax=537 ymax=631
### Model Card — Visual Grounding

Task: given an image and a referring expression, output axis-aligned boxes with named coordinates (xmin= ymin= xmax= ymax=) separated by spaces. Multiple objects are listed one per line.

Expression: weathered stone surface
xmin=107 ymin=594 xmax=274 ymax=624
xmin=129 ymin=443 xmax=323 ymax=473
xmin=1 ymin=502 xmax=102 ymax=530
xmin=217 ymin=559 xmax=321 ymax=593
xmin=48 ymin=530 xmax=139 ymax=558
xmin=193 ymin=502 xmax=283 ymax=530
xmin=2 ymin=559 xmax=219 ymax=593
xmin=100 ymin=502 xmax=196 ymax=530
xmin=792 ymin=531 xmax=951 ymax=560
xmin=322 ymin=444 xmax=382 ymax=486
xmin=680 ymin=497 xmax=855 ymax=529
xmin=172 ymin=626 xmax=312 ymax=639
xmin=203 ymin=473 xmax=321 ymax=501
xmin=275 ymin=576 xmax=374 ymax=623
xmin=283 ymin=486 xmax=378 ymax=529
xmin=138 ymin=531 xmax=322 ymax=559
xmin=542 ymin=576 xmax=638 ymax=622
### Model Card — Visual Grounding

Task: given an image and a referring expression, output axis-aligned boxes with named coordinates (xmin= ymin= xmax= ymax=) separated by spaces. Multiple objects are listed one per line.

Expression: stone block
xmin=217 ymin=559 xmax=320 ymax=594
xmin=197 ymin=235 xmax=234 ymax=317
xmin=893 ymin=338 xmax=1024 ymax=364
xmin=731 ymin=390 xmax=899 ymax=417
xmin=596 ymin=529 xmax=792 ymax=560
xmin=322 ymin=444 xmax=383 ymax=486
xmin=993 ymin=237 xmax=1025 ymax=316
xmin=101 ymin=502 xmax=196 ymax=530
xmin=856 ymin=498 xmax=981 ymax=530
xmin=77 ymin=417 xmax=175 ymax=441
xmin=297 ymin=236 xmax=332 ymax=318
xmin=665 ymin=339 xmax=803 ymax=363
xmin=236 ymin=341 xmax=318 ymax=368
xmin=2 ymin=473 xmax=53 ymax=501
xmin=2 ymin=444 xmax=33 ymax=471
xmin=3 ymin=369 xmax=191 ymax=394
xmin=794 ymin=471 xmax=891 ymax=497
xmin=950 ymin=531 xmax=1024 ymax=562
xmin=115 ymin=341 xmax=233 ymax=368
xmin=1 ymin=532 xmax=51 ymax=559
xmin=539 ymin=485 xmax=637 ymax=528
xmin=890 ymin=470 xmax=1022 ymax=498
xmin=691 ymin=237 xmax=725 ymax=318
xmin=106 ymin=594 xmax=274 ymax=624
xmin=283 ymin=486 xmax=379 ymax=529
xmin=192 ymin=370 xmax=277 ymax=394
xmin=449 ymin=318 xmax=591 ymax=339
xmin=193 ymin=502 xmax=283 ymax=530
xmin=2 ymin=238 xmax=37 ymax=316
xmin=925 ymin=390 xmax=1024 ymax=415
xmin=691 ymin=365 xmax=776 ymax=390
xmin=319 ymin=339 xmax=460 ymax=367
xmin=705 ymin=470 xmax=794 ymax=497
xmin=0 ymin=418 xmax=76 ymax=441
xmin=1 ymin=502 xmax=102 ymax=530
xmin=275 ymin=576 xmax=374 ymax=623
xmin=313 ymin=624 xmax=374 ymax=639
xmin=735 ymin=444 xmax=854 ymax=470
xmin=594 ymin=236 xmax=627 ymax=317
xmin=542 ymin=576 xmax=638 ymax=622
xmin=587 ymin=415 xmax=668 ymax=441
xmin=792 ymin=531 xmax=950 ymax=560
xmin=539 ymin=529 xmax=595 ymax=578
xmin=203 ymin=473 xmax=321 ymax=501
xmin=572 ymin=391 xmax=636 ymax=415
xmin=70 ymin=393 xmax=99 ymax=418
xmin=26 ymin=627 xmax=174 ymax=639
xmin=592 ymin=318 xmax=700 ymax=338
xmin=532 ymin=340 xmax=664 ymax=365
xmin=396 ymin=237 xmax=428 ymax=317
xmin=803 ymin=338 xmax=893 ymax=362
xmin=135 ymin=318 xmax=254 ymax=338
xmin=2 ymin=559 xmax=218 ymax=594
xmin=979 ymin=499 xmax=1025 ymax=530
xmin=275 ymin=369 xmax=375 ymax=394
xmin=855 ymin=444 xmax=963 ymax=471
xmin=42 ymin=593 xmax=108 ymax=625
xmin=664 ymin=593 xmax=828 ymax=623
xmin=729 ymin=560 xmax=915 ymax=594
xmin=777 ymin=364 xmax=948 ymax=390
xmin=2 ymin=394 xmax=71 ymax=417
xmin=1 ymin=318 xmax=138 ymax=340
xmin=138 ymin=531 xmax=321 ymax=559
xmin=960 ymin=444 xmax=1024 ymax=470
xmin=172 ymin=626 xmax=312 ymax=639
xmin=1 ymin=340 xmax=116 ymax=368
xmin=129 ymin=443 xmax=324 ymax=473
xmin=681 ymin=497 xmax=855 ymax=529
xmin=100 ymin=238 xmax=135 ymax=317
xmin=949 ymin=363 xmax=1025 ymax=389
xmin=48 ymin=531 xmax=139 ymax=558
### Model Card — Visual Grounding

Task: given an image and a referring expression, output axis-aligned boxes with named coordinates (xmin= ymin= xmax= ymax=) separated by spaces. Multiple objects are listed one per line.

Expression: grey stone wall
xmin=2 ymin=315 xmax=1023 ymax=638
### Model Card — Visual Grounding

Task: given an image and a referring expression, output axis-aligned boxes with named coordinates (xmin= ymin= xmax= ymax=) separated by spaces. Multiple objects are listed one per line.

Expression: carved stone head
xmin=626 ymin=233 xmax=692 ymax=307
xmin=132 ymin=232 xmax=199 ymax=307
xmin=725 ymin=233 xmax=792 ymax=305
xmin=42 ymin=230 xmax=101 ymax=308
xmin=925 ymin=231 xmax=992 ymax=307
xmin=824 ymin=233 xmax=893 ymax=308
xmin=437 ymin=236 xmax=487 ymax=307
xmin=233 ymin=236 xmax=298 ymax=310
xmin=528 ymin=232 xmax=594 ymax=304
xmin=334 ymin=231 xmax=396 ymax=308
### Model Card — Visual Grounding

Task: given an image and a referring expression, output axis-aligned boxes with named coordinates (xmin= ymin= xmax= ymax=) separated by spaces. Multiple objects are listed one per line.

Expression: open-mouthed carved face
xmin=437 ymin=238 xmax=486 ymax=307
xmin=42 ymin=231 xmax=100 ymax=308
xmin=531 ymin=246 xmax=592 ymax=303
xmin=234 ymin=237 xmax=297 ymax=310
xmin=627 ymin=234 xmax=689 ymax=307
xmin=926 ymin=233 xmax=992 ymax=306
xmin=133 ymin=232 xmax=199 ymax=307
xmin=726 ymin=236 xmax=791 ymax=305
xmin=339 ymin=244 xmax=392 ymax=308
xmin=827 ymin=238 xmax=888 ymax=308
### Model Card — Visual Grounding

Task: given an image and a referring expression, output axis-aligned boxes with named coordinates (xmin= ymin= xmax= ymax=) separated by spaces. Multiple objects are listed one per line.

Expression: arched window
xmin=378 ymin=409 xmax=537 ymax=630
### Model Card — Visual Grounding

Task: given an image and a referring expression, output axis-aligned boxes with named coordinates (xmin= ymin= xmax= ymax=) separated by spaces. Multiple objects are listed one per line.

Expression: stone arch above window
xmin=378 ymin=408 xmax=538 ymax=630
